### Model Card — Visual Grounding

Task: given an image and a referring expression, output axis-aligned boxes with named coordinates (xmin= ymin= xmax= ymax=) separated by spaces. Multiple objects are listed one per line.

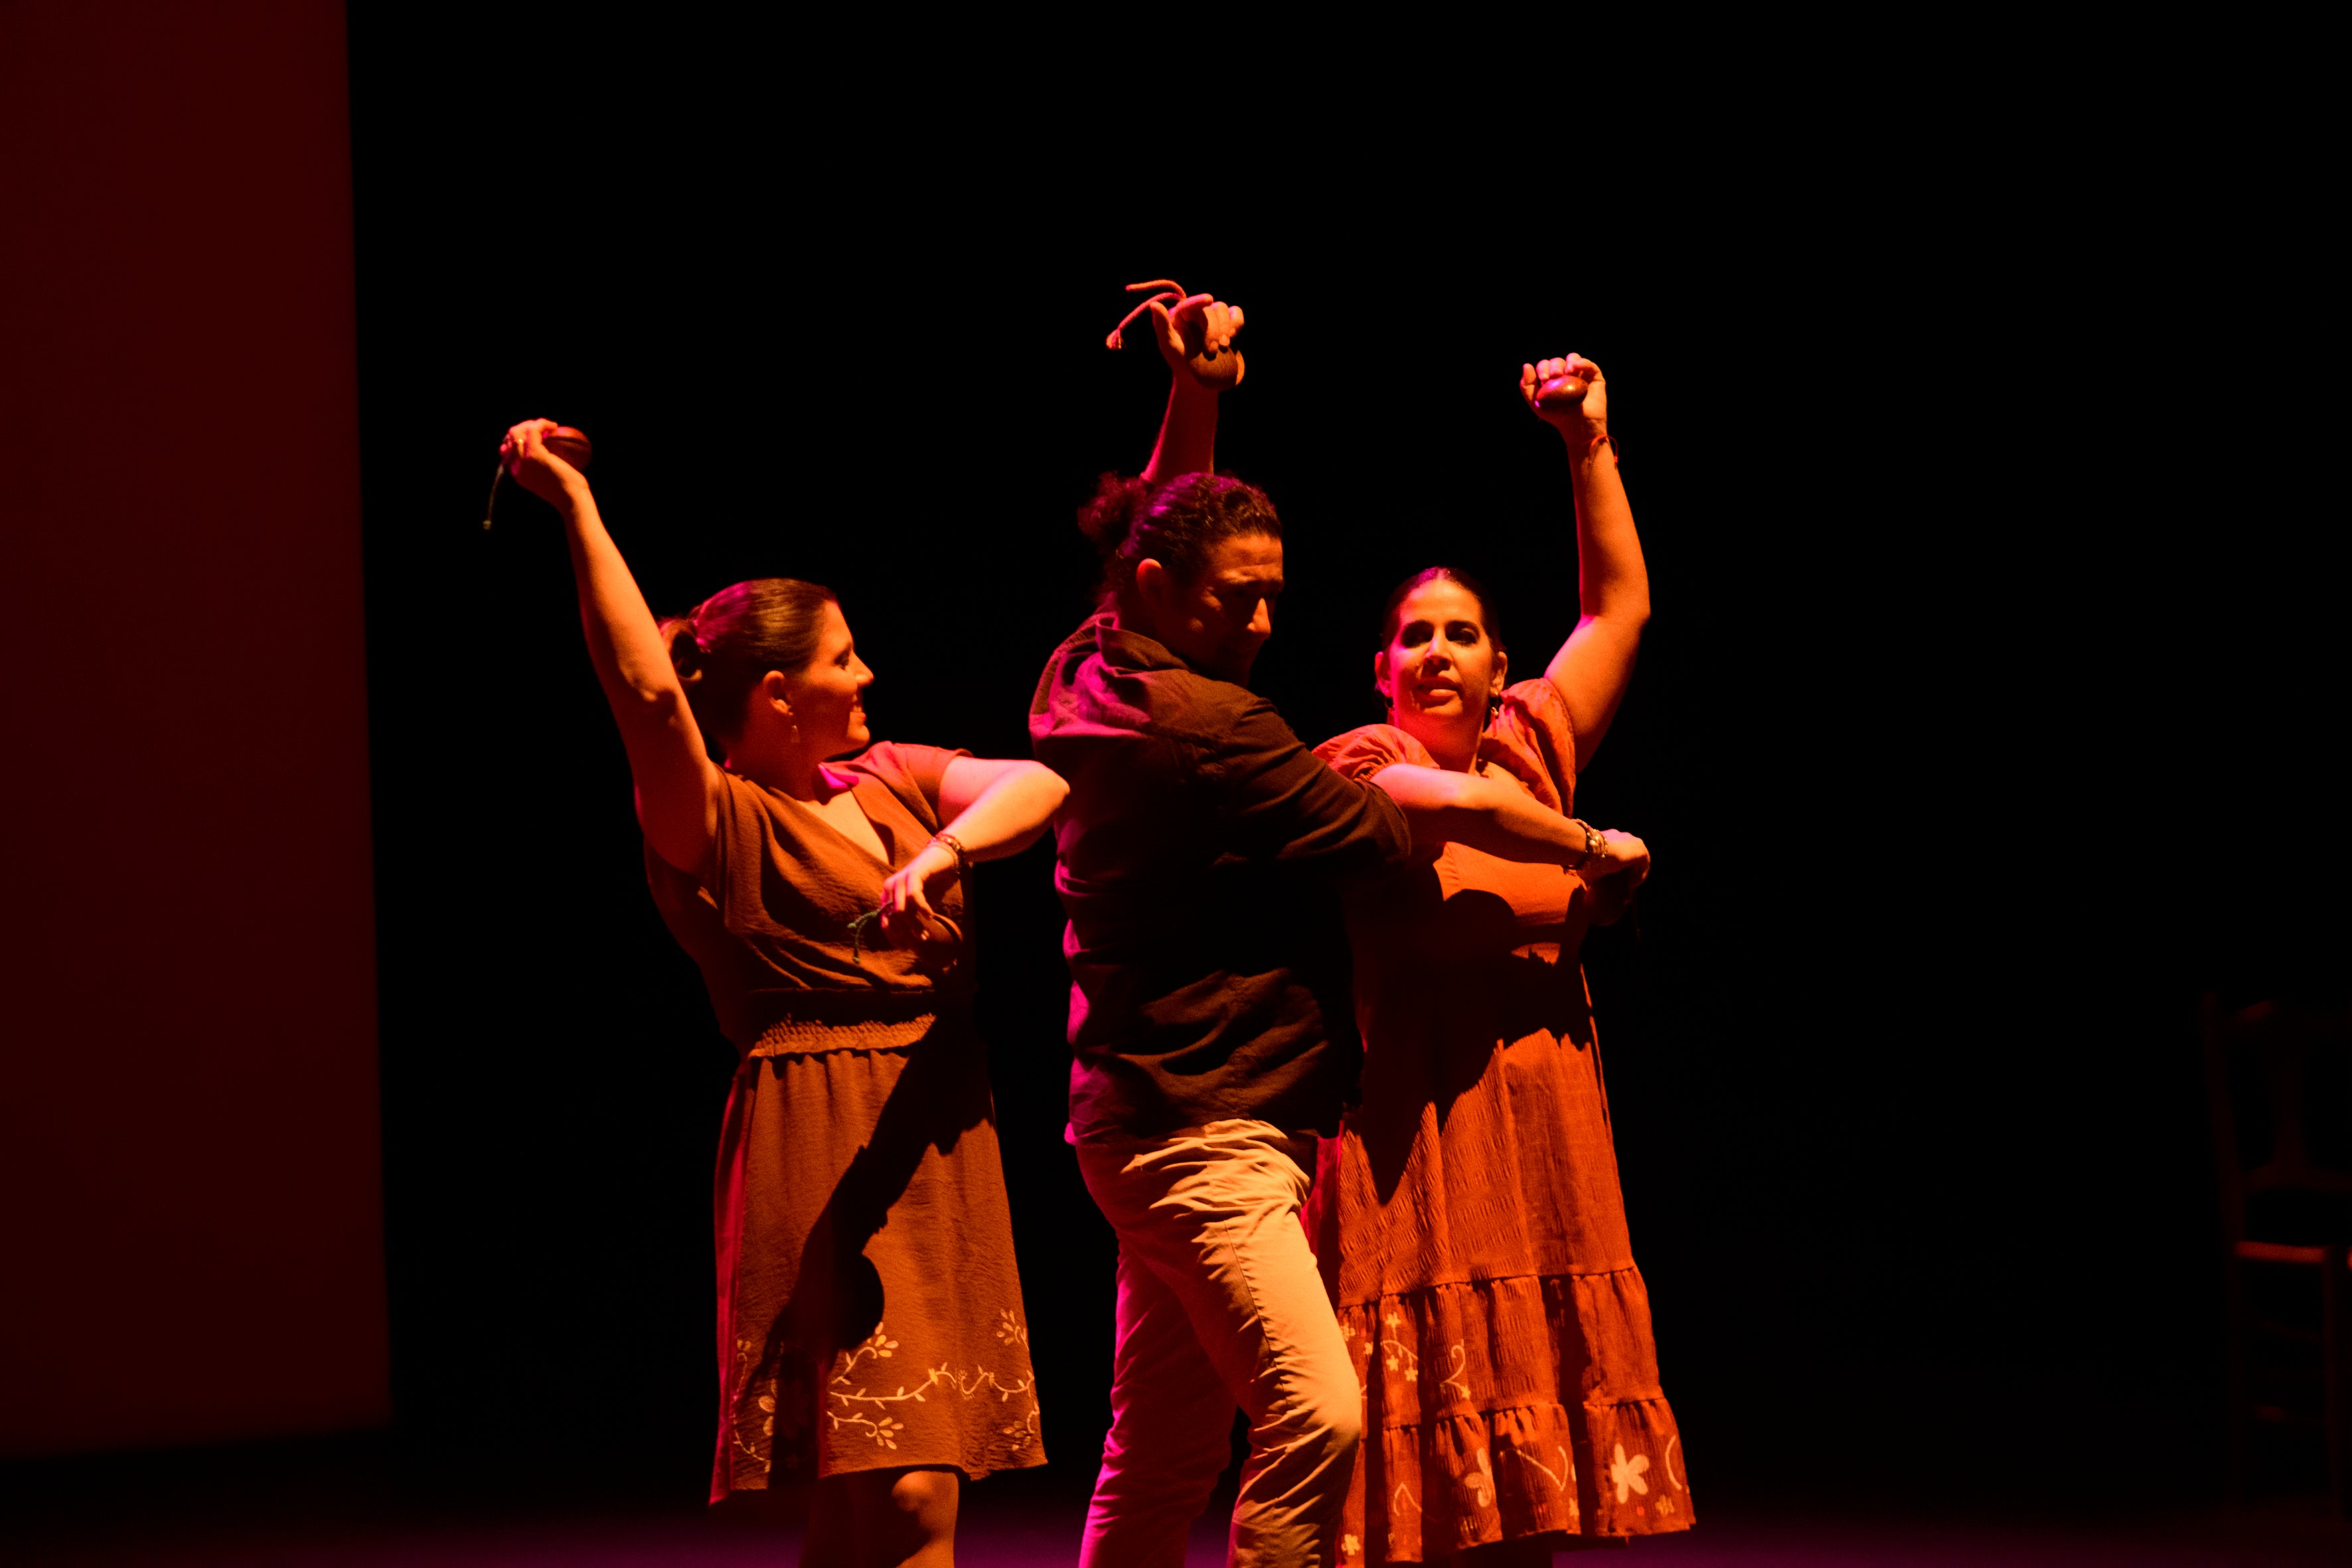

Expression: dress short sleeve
xmin=1313 ymin=722 xmax=1437 ymax=781
xmin=844 ymin=740 xmax=971 ymax=834
xmin=1316 ymin=686 xmax=1578 ymax=817
xmin=1481 ymin=679 xmax=1579 ymax=815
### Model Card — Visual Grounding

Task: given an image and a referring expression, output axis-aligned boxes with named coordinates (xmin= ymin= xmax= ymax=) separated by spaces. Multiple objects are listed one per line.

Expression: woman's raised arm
xmin=503 ymin=419 xmax=722 ymax=873
xmin=1523 ymin=354 xmax=1652 ymax=771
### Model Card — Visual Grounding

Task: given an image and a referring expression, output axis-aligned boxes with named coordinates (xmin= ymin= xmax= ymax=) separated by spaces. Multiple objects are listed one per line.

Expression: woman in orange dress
xmin=502 ymin=420 xmax=1061 ymax=1567
xmin=1308 ymin=355 xmax=1689 ymax=1563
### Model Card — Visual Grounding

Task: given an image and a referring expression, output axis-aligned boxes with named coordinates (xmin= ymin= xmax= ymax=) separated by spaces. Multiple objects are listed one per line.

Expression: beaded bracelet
xmin=930 ymin=830 xmax=971 ymax=878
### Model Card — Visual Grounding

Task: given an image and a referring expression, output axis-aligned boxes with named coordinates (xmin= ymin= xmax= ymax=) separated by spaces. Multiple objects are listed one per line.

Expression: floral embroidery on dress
xmin=1377 ymin=1308 xmax=1420 ymax=1378
xmin=731 ymin=1334 xmax=815 ymax=1474
xmin=727 ymin=1316 xmax=1042 ymax=1481
xmin=1608 ymin=1443 xmax=1650 ymax=1503
xmin=826 ymin=1320 xmax=1042 ymax=1464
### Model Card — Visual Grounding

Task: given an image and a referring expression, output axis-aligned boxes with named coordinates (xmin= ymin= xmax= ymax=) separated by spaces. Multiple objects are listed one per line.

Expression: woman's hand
xmin=1152 ymin=293 xmax=1246 ymax=392
xmin=877 ymin=841 xmax=961 ymax=951
xmin=1580 ymin=826 xmax=1649 ymax=890
xmin=1520 ymin=353 xmax=1608 ymax=437
xmin=1577 ymin=826 xmax=1649 ymax=926
xmin=500 ymin=418 xmax=588 ymax=509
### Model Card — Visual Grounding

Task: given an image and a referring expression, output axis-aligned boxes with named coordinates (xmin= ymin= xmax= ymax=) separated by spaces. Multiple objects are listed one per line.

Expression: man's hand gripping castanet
xmin=1152 ymin=293 xmax=1246 ymax=392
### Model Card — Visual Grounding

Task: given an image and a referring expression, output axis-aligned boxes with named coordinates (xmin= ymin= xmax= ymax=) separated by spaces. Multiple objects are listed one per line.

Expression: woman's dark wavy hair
xmin=1077 ymin=471 xmax=1281 ymax=599
xmin=658 ymin=576 xmax=837 ymax=754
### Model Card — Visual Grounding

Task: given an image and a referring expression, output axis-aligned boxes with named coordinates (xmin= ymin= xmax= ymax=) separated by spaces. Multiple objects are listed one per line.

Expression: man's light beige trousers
xmin=1075 ymin=1120 xmax=1362 ymax=1568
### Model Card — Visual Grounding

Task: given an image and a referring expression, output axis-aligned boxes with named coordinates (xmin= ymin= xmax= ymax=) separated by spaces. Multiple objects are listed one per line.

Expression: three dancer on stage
xmin=503 ymin=283 xmax=1685 ymax=1567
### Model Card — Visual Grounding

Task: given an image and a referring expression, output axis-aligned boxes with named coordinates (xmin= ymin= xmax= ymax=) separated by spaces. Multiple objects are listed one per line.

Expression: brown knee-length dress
xmin=1310 ymin=683 xmax=1690 ymax=1561
xmin=645 ymin=742 xmax=1046 ymax=1502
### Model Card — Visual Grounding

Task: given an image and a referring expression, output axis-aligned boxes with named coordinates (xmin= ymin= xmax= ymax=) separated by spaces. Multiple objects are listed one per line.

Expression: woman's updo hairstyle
xmin=1077 ymin=470 xmax=1282 ymax=599
xmin=660 ymin=577 xmax=838 ymax=750
xmin=1377 ymin=565 xmax=1506 ymax=653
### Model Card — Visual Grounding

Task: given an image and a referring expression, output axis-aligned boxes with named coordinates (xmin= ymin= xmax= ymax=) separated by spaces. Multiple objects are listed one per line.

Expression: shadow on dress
xmin=1349 ymin=885 xmax=1595 ymax=1208
xmin=761 ymin=1023 xmax=994 ymax=1385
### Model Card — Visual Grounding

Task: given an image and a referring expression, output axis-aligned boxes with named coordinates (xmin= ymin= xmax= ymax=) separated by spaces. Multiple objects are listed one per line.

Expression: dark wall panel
xmin=0 ymin=1 xmax=388 ymax=1455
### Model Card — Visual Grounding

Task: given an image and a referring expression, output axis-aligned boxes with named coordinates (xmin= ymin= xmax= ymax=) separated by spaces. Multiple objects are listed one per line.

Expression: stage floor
xmin=4 ymin=1446 xmax=2347 ymax=1565
xmin=7 ymin=1499 xmax=2350 ymax=1565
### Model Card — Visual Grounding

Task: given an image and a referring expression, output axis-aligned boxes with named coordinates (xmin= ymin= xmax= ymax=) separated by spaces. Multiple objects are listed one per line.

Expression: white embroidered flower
xmin=1465 ymin=1448 xmax=1494 ymax=1510
xmin=1342 ymin=1533 xmax=1361 ymax=1558
xmin=1608 ymin=1443 xmax=1650 ymax=1502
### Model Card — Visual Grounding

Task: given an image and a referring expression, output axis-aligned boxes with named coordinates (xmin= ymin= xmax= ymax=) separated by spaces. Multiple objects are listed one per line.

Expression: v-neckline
xmin=767 ymin=769 xmax=896 ymax=869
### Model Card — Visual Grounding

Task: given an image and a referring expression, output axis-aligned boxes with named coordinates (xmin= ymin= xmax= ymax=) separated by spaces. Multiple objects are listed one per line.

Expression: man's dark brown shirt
xmin=1030 ymin=612 xmax=1413 ymax=1139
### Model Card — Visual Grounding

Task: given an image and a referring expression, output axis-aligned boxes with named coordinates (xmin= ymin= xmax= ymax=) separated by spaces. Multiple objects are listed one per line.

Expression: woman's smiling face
xmin=1376 ymin=577 xmax=1505 ymax=742
xmin=781 ymin=598 xmax=873 ymax=757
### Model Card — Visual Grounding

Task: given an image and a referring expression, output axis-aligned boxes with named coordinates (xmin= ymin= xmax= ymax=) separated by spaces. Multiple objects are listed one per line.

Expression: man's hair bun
xmin=1077 ymin=472 xmax=1152 ymax=556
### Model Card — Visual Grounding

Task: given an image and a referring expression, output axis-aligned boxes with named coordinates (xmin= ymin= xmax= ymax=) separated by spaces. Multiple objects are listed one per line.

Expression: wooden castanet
xmin=1533 ymin=373 xmax=1592 ymax=414
xmin=540 ymin=426 xmax=593 ymax=471
xmin=1103 ymin=279 xmax=1243 ymax=392
xmin=482 ymin=424 xmax=593 ymax=530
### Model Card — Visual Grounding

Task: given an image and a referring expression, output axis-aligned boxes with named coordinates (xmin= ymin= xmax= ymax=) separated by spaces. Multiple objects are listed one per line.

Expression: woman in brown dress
xmin=502 ymin=420 xmax=1059 ymax=1567
xmin=1306 ymin=355 xmax=1689 ymax=1563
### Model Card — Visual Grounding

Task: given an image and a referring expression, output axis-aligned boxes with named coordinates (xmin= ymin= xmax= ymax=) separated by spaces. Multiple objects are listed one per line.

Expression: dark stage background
xmin=7 ymin=5 xmax=2338 ymax=1528
xmin=339 ymin=15 xmax=2345 ymax=1506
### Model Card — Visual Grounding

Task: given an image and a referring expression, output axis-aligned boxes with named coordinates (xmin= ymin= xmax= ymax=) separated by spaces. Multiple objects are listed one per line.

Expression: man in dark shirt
xmin=1031 ymin=293 xmax=1409 ymax=1568
xmin=1035 ymin=607 xmax=1410 ymax=1142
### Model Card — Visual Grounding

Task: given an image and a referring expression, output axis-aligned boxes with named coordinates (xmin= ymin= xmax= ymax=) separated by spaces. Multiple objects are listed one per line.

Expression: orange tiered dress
xmin=1310 ymin=681 xmax=1691 ymax=1560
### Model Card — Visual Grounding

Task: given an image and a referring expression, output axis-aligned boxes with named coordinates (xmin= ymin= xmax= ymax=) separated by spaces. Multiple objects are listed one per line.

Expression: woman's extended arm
xmin=503 ymin=419 xmax=721 ymax=874
xmin=876 ymin=758 xmax=1068 ymax=940
xmin=1523 ymin=354 xmax=1652 ymax=771
xmin=1371 ymin=763 xmax=1649 ymax=888
xmin=1140 ymin=293 xmax=1245 ymax=485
